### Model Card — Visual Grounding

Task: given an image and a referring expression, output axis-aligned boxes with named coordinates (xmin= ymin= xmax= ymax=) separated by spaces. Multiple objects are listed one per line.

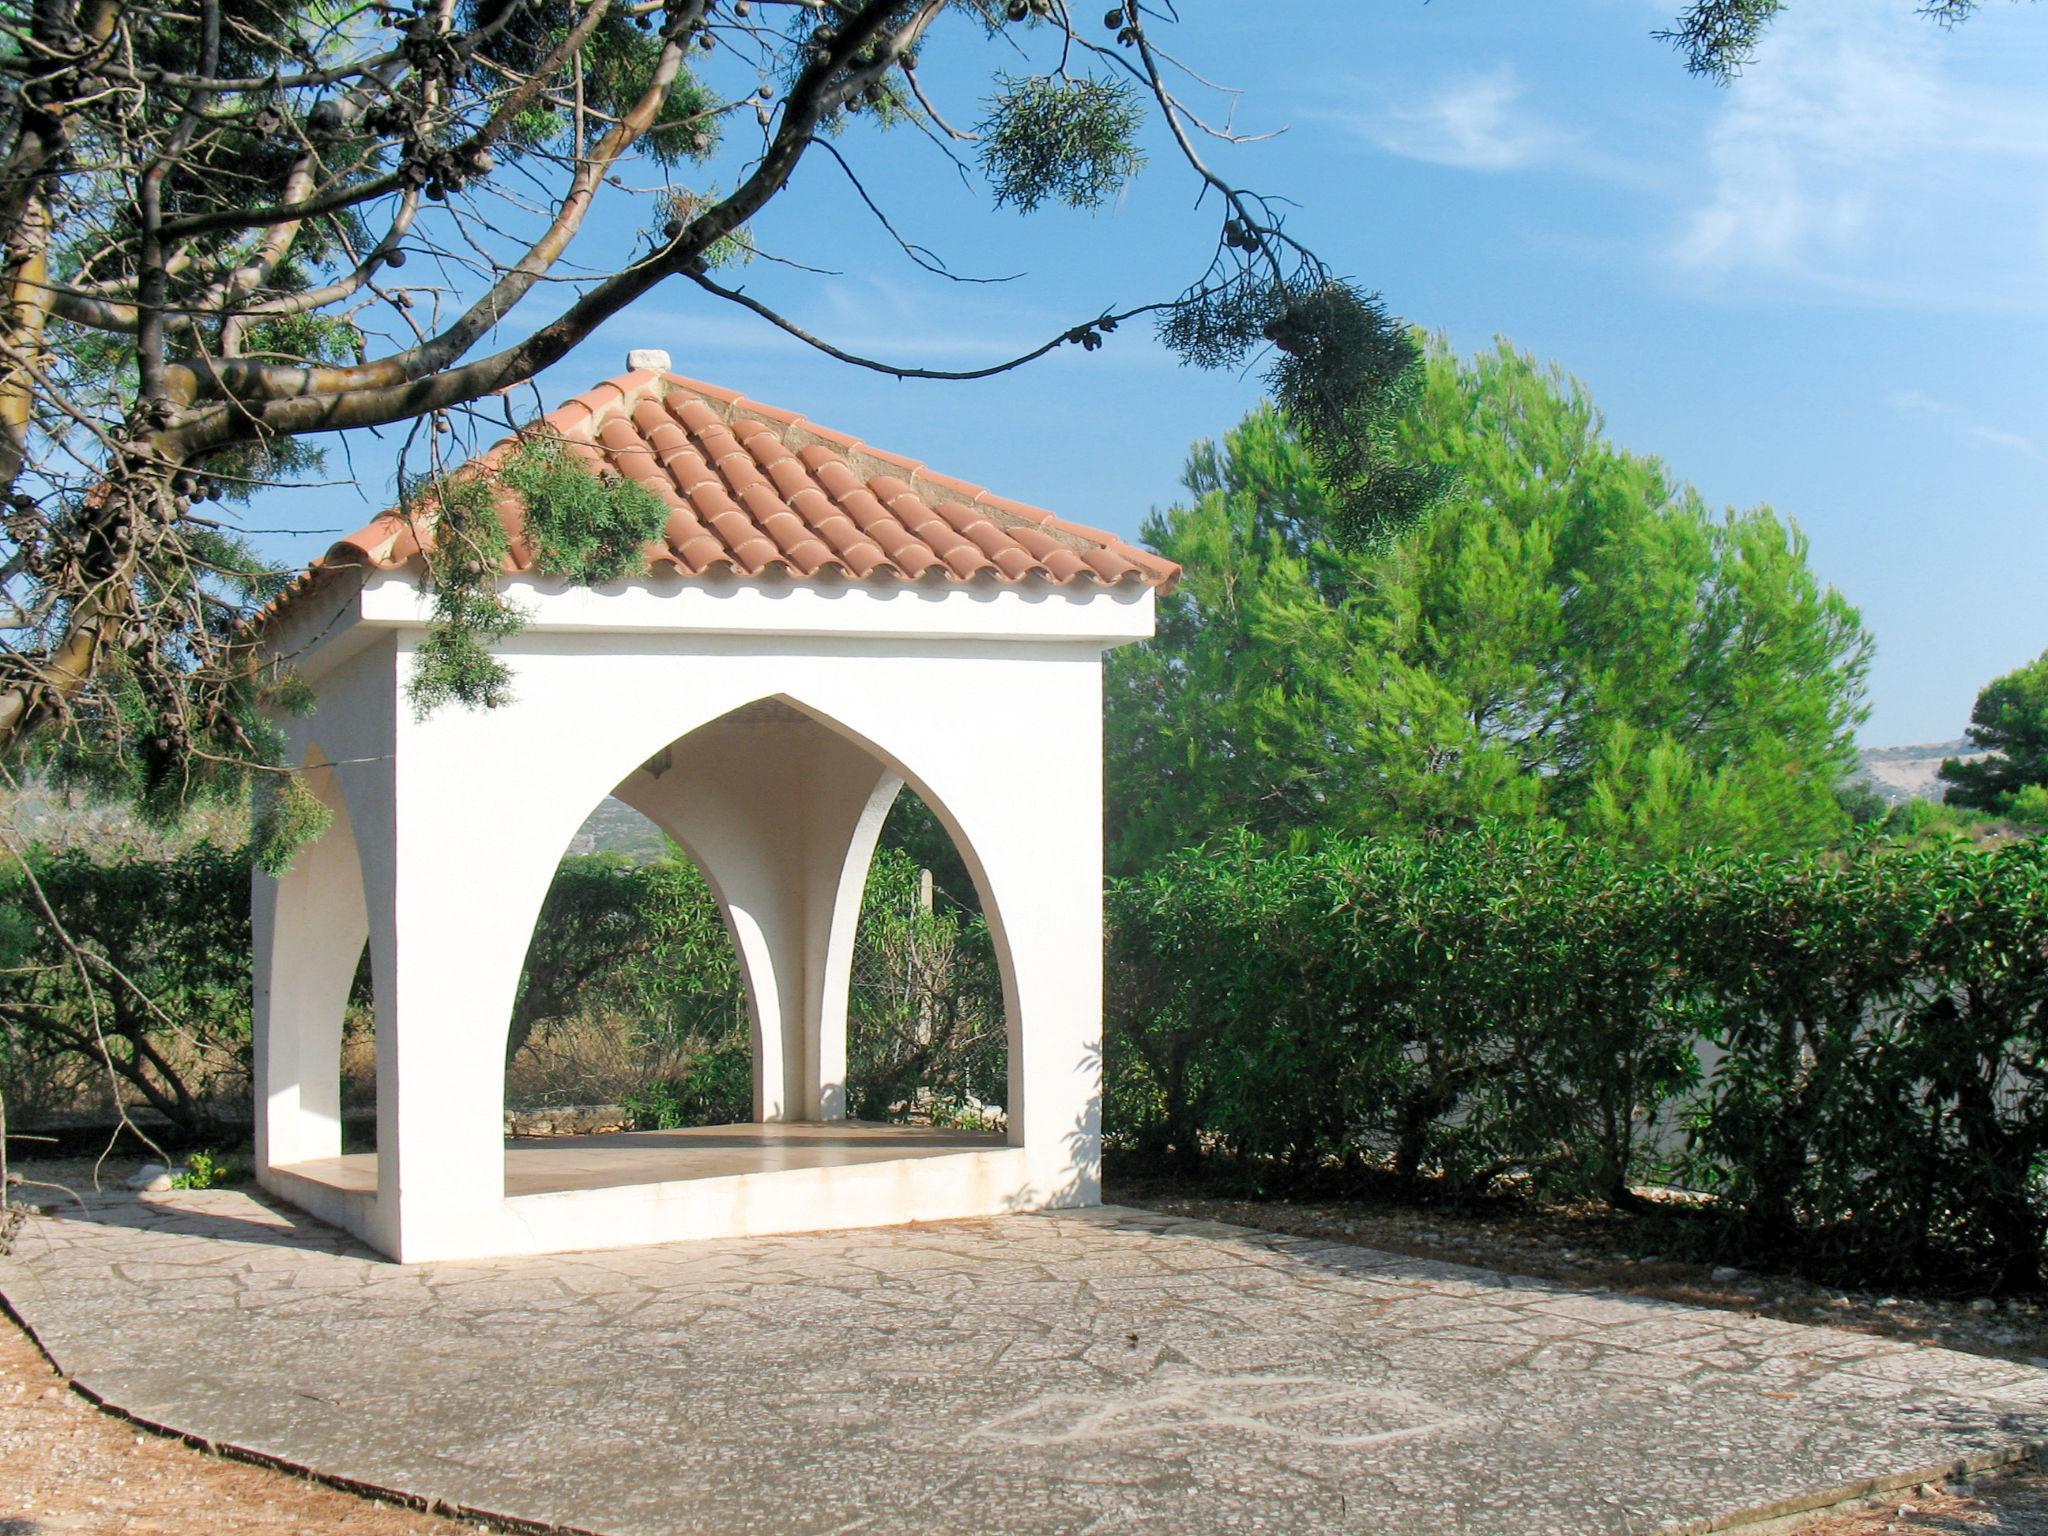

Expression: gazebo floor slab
xmin=260 ymin=1120 xmax=1036 ymax=1260
xmin=7 ymin=1187 xmax=2048 ymax=1536
xmin=277 ymin=1119 xmax=1007 ymax=1198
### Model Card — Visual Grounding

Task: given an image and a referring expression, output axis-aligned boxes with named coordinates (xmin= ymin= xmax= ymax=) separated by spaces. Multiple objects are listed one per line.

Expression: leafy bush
xmin=624 ymin=1041 xmax=753 ymax=1130
xmin=4 ymin=832 xmax=1006 ymax=1141
xmin=1683 ymin=839 xmax=2048 ymax=1290
xmin=845 ymin=847 xmax=1005 ymax=1122
xmin=0 ymin=841 xmax=252 ymax=1134
xmin=515 ymin=843 xmax=1005 ymax=1126
xmin=509 ymin=850 xmax=746 ymax=1070
xmin=1109 ymin=830 xmax=1698 ymax=1197
xmin=1109 ymin=829 xmax=2048 ymax=1292
xmin=172 ymin=1149 xmax=247 ymax=1189
xmin=20 ymin=811 xmax=2045 ymax=1293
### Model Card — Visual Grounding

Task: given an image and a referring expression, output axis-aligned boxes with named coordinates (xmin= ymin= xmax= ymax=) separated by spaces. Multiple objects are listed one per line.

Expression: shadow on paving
xmin=22 ymin=1182 xmax=377 ymax=1258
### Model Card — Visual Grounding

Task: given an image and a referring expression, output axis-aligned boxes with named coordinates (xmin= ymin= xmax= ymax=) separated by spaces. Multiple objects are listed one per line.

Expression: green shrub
xmin=172 ymin=1149 xmax=247 ymax=1189
xmin=1683 ymin=838 xmax=2048 ymax=1290
xmin=6 ymin=834 xmax=1005 ymax=1141
xmin=527 ymin=843 xmax=1005 ymax=1127
xmin=845 ymin=847 xmax=1006 ymax=1122
xmin=510 ymin=850 xmax=747 ymax=1069
xmin=625 ymin=1040 xmax=753 ymax=1130
xmin=1108 ymin=828 xmax=2048 ymax=1292
xmin=0 ymin=841 xmax=252 ymax=1134
xmin=24 ymin=811 xmax=2045 ymax=1293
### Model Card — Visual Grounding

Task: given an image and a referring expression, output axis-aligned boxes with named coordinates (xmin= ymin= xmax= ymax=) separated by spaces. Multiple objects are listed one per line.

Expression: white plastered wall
xmin=253 ymin=574 xmax=1153 ymax=1262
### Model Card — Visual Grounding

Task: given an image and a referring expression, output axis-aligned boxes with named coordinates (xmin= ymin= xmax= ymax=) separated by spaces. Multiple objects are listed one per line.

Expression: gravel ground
xmin=0 ymin=1305 xmax=506 ymax=1535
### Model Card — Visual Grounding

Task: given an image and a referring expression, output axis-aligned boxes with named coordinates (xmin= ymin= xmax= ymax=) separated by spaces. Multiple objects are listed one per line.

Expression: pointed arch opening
xmin=456 ymin=692 xmax=1023 ymax=1201
xmin=501 ymin=798 xmax=752 ymax=1131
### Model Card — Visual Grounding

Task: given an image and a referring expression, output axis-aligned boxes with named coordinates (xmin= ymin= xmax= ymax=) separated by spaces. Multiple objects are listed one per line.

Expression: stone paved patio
xmin=4 ymin=1187 xmax=2046 ymax=1536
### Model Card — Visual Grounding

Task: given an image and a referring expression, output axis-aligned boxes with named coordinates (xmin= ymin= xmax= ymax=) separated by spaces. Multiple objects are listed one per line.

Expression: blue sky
xmin=259 ymin=0 xmax=2048 ymax=746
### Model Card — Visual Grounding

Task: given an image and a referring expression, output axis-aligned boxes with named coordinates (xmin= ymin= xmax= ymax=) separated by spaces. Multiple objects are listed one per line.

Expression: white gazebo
xmin=248 ymin=354 xmax=1175 ymax=1262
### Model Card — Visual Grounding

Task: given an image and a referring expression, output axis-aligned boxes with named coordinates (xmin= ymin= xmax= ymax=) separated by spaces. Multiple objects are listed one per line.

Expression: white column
xmin=251 ymin=755 xmax=367 ymax=1171
xmin=804 ymin=772 xmax=901 ymax=1120
xmin=369 ymin=826 xmax=518 ymax=1259
xmin=990 ymin=835 xmax=1104 ymax=1206
xmin=373 ymin=649 xmax=548 ymax=1260
xmin=617 ymin=709 xmax=896 ymax=1124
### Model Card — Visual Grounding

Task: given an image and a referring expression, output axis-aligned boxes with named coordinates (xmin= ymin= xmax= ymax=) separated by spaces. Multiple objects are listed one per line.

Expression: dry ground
xmin=1798 ymin=1470 xmax=2048 ymax=1535
xmin=2 ymin=1158 xmax=2045 ymax=1535
xmin=0 ymin=1303 xmax=502 ymax=1536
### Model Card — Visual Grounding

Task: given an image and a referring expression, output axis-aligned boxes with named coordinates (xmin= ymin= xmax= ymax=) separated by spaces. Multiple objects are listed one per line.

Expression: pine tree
xmin=1940 ymin=651 xmax=2048 ymax=818
xmin=1105 ymin=340 xmax=1874 ymax=869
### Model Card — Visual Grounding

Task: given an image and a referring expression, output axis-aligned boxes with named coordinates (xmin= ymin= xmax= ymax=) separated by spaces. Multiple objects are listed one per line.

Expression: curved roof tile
xmin=255 ymin=365 xmax=1179 ymax=628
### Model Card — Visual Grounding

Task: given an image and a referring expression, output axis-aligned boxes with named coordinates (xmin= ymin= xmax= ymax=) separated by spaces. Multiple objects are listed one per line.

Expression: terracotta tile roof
xmin=258 ymin=366 xmax=1178 ymax=627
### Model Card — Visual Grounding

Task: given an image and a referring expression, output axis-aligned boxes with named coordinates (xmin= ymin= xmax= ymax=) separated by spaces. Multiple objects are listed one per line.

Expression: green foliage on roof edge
xmin=406 ymin=434 xmax=672 ymax=725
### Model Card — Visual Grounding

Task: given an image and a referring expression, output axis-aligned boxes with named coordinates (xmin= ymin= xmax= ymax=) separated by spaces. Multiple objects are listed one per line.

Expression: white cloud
xmin=1966 ymin=424 xmax=2041 ymax=459
xmin=1886 ymin=388 xmax=2038 ymax=458
xmin=1886 ymin=388 xmax=1958 ymax=421
xmin=1355 ymin=65 xmax=1570 ymax=172
xmin=1669 ymin=0 xmax=2048 ymax=304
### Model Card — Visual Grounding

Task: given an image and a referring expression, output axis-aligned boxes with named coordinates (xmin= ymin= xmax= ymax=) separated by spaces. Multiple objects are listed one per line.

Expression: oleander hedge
xmin=1107 ymin=829 xmax=2048 ymax=1291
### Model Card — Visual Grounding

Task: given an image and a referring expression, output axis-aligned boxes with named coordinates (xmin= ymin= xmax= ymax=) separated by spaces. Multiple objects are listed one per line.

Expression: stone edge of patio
xmin=1651 ymin=1449 xmax=2040 ymax=1536
xmin=0 ymin=1286 xmax=588 ymax=1536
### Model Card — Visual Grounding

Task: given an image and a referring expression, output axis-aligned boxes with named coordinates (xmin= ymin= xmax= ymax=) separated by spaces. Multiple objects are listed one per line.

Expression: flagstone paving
xmin=4 ymin=1186 xmax=2046 ymax=1536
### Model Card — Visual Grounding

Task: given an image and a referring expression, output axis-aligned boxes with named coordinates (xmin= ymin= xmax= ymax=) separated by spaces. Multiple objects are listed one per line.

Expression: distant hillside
xmin=0 ymin=781 xmax=247 ymax=855
xmin=1852 ymin=739 xmax=1984 ymax=806
xmin=4 ymin=753 xmax=2000 ymax=854
xmin=566 ymin=798 xmax=669 ymax=860
xmin=2 ymin=783 xmax=668 ymax=861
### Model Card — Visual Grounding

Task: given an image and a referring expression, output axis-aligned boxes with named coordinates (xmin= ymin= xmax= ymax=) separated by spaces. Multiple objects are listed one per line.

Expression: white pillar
xmin=371 ymin=647 xmax=550 ymax=1260
xmin=368 ymin=826 xmax=519 ymax=1259
xmin=988 ymin=837 xmax=1104 ymax=1206
xmin=805 ymin=772 xmax=902 ymax=1119
xmin=251 ymin=754 xmax=367 ymax=1171
xmin=616 ymin=707 xmax=896 ymax=1123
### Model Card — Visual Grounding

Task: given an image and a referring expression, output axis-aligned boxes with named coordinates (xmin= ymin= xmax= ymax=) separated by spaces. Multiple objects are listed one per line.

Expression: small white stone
xmin=1710 ymin=1265 xmax=1742 ymax=1283
xmin=124 ymin=1163 xmax=172 ymax=1191
xmin=627 ymin=348 xmax=672 ymax=374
